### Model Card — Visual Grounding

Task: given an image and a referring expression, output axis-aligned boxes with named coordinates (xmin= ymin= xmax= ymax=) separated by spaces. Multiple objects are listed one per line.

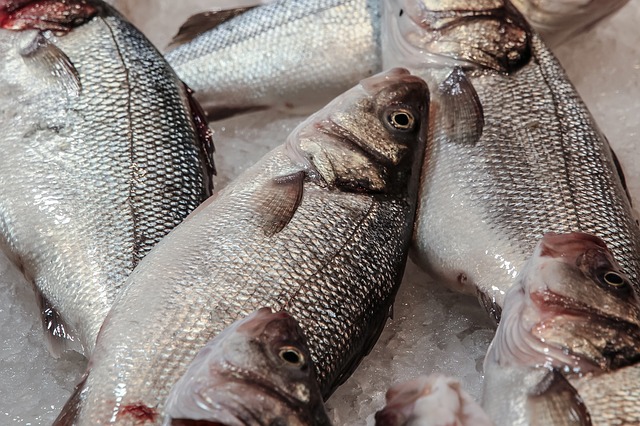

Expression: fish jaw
xmin=164 ymin=308 xmax=330 ymax=426
xmin=488 ymin=232 xmax=640 ymax=375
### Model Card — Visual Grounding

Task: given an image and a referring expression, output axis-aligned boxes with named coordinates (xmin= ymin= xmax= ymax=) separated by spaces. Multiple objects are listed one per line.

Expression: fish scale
xmin=413 ymin=33 xmax=640 ymax=314
xmin=0 ymin=2 xmax=211 ymax=356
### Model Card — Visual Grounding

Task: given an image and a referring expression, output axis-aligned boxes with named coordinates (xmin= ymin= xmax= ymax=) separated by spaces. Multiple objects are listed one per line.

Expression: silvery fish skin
xmin=511 ymin=0 xmax=630 ymax=47
xmin=164 ymin=308 xmax=331 ymax=426
xmin=483 ymin=233 xmax=640 ymax=425
xmin=375 ymin=374 xmax=493 ymax=426
xmin=383 ymin=0 xmax=640 ymax=318
xmin=0 ymin=0 xmax=212 ymax=355
xmin=54 ymin=68 xmax=429 ymax=425
xmin=164 ymin=0 xmax=381 ymax=120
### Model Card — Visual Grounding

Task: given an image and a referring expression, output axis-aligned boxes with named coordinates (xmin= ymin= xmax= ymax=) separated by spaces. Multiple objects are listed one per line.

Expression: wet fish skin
xmin=511 ymin=0 xmax=630 ymax=47
xmin=375 ymin=374 xmax=493 ymax=426
xmin=483 ymin=232 xmax=640 ymax=425
xmin=165 ymin=0 xmax=381 ymax=120
xmin=54 ymin=68 xmax=430 ymax=425
xmin=383 ymin=0 xmax=640 ymax=318
xmin=0 ymin=0 xmax=212 ymax=355
xmin=164 ymin=308 xmax=331 ymax=426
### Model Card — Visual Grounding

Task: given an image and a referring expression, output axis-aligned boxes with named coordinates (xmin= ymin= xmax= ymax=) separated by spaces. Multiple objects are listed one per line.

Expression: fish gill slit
xmin=102 ymin=17 xmax=139 ymax=265
xmin=282 ymin=198 xmax=377 ymax=311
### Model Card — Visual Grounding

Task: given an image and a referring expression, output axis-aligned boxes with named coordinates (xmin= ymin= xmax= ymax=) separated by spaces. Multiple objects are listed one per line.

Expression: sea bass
xmin=164 ymin=308 xmax=331 ymax=426
xmin=162 ymin=0 xmax=623 ymax=122
xmin=383 ymin=0 xmax=640 ymax=318
xmin=482 ymin=233 xmax=640 ymax=425
xmin=0 ymin=0 xmax=213 ymax=355
xmin=375 ymin=374 xmax=493 ymax=426
xmin=164 ymin=0 xmax=381 ymax=120
xmin=511 ymin=0 xmax=630 ymax=47
xmin=54 ymin=68 xmax=430 ymax=425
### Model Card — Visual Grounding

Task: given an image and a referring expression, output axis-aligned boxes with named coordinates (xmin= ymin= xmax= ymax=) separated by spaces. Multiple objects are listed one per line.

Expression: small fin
xmin=184 ymin=83 xmax=216 ymax=197
xmin=258 ymin=171 xmax=305 ymax=237
xmin=20 ymin=32 xmax=81 ymax=97
xmin=168 ymin=8 xmax=254 ymax=49
xmin=203 ymin=103 xmax=270 ymax=122
xmin=37 ymin=291 xmax=82 ymax=358
xmin=608 ymin=142 xmax=633 ymax=207
xmin=437 ymin=68 xmax=484 ymax=145
xmin=0 ymin=0 xmax=101 ymax=32
xmin=52 ymin=371 xmax=88 ymax=426
xmin=527 ymin=369 xmax=592 ymax=426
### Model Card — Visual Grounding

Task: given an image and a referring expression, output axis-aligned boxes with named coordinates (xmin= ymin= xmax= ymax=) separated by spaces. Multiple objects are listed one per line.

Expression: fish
xmin=0 ymin=0 xmax=214 ymax=356
xmin=163 ymin=307 xmax=331 ymax=426
xmin=375 ymin=374 xmax=493 ymax=426
xmin=53 ymin=67 xmax=430 ymax=425
xmin=162 ymin=0 xmax=620 ymax=123
xmin=511 ymin=0 xmax=630 ymax=47
xmin=482 ymin=232 xmax=640 ymax=425
xmin=382 ymin=0 xmax=640 ymax=319
xmin=164 ymin=0 xmax=381 ymax=121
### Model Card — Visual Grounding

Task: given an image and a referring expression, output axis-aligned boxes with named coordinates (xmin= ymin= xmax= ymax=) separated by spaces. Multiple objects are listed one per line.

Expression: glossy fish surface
xmin=165 ymin=0 xmax=381 ymax=120
xmin=164 ymin=308 xmax=331 ymax=426
xmin=54 ymin=68 xmax=429 ymax=425
xmin=483 ymin=232 xmax=640 ymax=425
xmin=383 ymin=0 xmax=640 ymax=318
xmin=0 ymin=0 xmax=213 ymax=355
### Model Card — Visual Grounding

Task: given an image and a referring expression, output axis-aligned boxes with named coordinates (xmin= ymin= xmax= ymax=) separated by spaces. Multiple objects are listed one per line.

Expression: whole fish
xmin=511 ymin=0 xmax=630 ymax=47
xmin=164 ymin=308 xmax=331 ymax=426
xmin=375 ymin=374 xmax=493 ymax=426
xmin=382 ymin=0 xmax=640 ymax=319
xmin=163 ymin=0 xmax=621 ymax=122
xmin=54 ymin=68 xmax=430 ymax=425
xmin=0 ymin=0 xmax=213 ymax=355
xmin=483 ymin=232 xmax=640 ymax=425
xmin=164 ymin=0 xmax=381 ymax=120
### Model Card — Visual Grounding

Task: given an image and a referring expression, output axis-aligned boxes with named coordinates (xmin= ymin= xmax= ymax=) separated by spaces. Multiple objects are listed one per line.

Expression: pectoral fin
xmin=20 ymin=32 xmax=81 ymax=97
xmin=257 ymin=171 xmax=305 ymax=237
xmin=527 ymin=369 xmax=592 ymax=426
xmin=437 ymin=68 xmax=484 ymax=146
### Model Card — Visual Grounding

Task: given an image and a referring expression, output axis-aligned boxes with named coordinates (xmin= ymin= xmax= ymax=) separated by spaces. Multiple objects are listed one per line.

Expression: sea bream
xmin=482 ymin=232 xmax=640 ymax=425
xmin=164 ymin=308 xmax=331 ymax=426
xmin=0 ymin=0 xmax=213 ymax=355
xmin=54 ymin=68 xmax=430 ymax=425
xmin=162 ymin=0 xmax=628 ymax=122
xmin=382 ymin=0 xmax=640 ymax=318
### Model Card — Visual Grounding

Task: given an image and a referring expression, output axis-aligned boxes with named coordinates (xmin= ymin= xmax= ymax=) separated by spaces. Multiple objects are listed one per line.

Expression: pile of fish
xmin=0 ymin=0 xmax=638 ymax=424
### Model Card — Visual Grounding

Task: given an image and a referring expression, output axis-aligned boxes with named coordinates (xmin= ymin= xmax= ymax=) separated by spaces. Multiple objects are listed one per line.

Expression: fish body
xmin=0 ymin=0 xmax=212 ymax=355
xmin=164 ymin=308 xmax=331 ymax=426
xmin=55 ymin=68 xmax=430 ymax=425
xmin=511 ymin=0 xmax=630 ymax=46
xmin=165 ymin=0 xmax=381 ymax=120
xmin=482 ymin=232 xmax=640 ymax=425
xmin=383 ymin=0 xmax=640 ymax=318
xmin=375 ymin=374 xmax=493 ymax=426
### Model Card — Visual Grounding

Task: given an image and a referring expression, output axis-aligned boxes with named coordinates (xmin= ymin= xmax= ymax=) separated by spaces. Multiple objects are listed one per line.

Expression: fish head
xmin=164 ymin=308 xmax=330 ymax=426
xmin=492 ymin=232 xmax=640 ymax=374
xmin=382 ymin=0 xmax=531 ymax=73
xmin=286 ymin=68 xmax=429 ymax=195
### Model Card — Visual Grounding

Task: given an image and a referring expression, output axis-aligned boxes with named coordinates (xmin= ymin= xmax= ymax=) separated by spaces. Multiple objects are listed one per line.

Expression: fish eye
xmin=279 ymin=346 xmax=305 ymax=367
xmin=603 ymin=271 xmax=626 ymax=287
xmin=386 ymin=109 xmax=415 ymax=131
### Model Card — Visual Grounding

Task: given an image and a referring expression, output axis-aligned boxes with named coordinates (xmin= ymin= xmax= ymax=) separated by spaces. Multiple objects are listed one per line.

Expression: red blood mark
xmin=118 ymin=404 xmax=158 ymax=424
xmin=0 ymin=0 xmax=99 ymax=32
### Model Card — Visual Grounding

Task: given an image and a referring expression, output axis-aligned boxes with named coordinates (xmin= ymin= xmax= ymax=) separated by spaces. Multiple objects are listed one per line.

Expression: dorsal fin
xmin=0 ymin=0 xmax=101 ymax=33
xmin=168 ymin=8 xmax=254 ymax=49
xmin=184 ymin=83 xmax=216 ymax=197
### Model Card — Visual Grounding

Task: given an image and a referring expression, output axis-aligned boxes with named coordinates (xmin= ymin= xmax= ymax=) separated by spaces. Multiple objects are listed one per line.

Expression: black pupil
xmin=393 ymin=113 xmax=410 ymax=127
xmin=282 ymin=350 xmax=301 ymax=364
xmin=604 ymin=271 xmax=624 ymax=286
